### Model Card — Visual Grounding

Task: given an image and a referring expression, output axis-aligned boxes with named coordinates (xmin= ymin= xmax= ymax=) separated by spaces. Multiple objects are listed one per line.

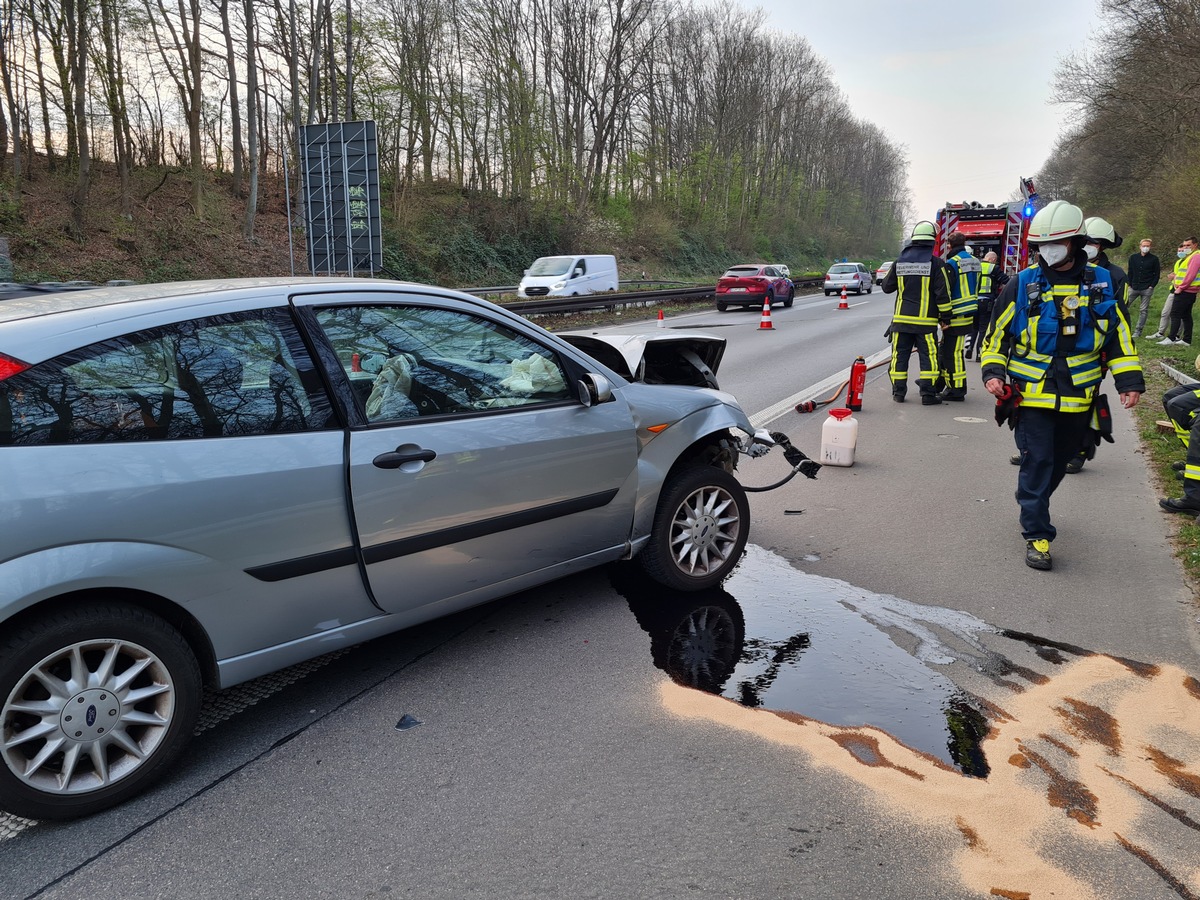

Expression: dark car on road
xmin=715 ymin=265 xmax=794 ymax=312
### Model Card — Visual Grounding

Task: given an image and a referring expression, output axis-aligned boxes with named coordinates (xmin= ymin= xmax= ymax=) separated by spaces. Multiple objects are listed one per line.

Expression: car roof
xmin=0 ymin=277 xmax=464 ymax=325
xmin=0 ymin=276 xmax=501 ymax=365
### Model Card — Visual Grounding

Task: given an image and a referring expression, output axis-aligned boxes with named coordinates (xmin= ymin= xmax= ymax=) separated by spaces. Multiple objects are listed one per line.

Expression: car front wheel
xmin=639 ymin=465 xmax=750 ymax=591
xmin=0 ymin=602 xmax=202 ymax=820
xmin=784 ymin=288 xmax=795 ymax=308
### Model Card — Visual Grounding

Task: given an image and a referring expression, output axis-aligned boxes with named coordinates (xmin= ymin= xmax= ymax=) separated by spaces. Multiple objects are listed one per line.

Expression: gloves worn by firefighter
xmin=1092 ymin=393 xmax=1114 ymax=444
xmin=994 ymin=383 xmax=1022 ymax=430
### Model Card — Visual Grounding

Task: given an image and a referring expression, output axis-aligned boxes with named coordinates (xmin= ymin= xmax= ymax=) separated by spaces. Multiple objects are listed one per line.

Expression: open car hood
xmin=559 ymin=330 xmax=726 ymax=389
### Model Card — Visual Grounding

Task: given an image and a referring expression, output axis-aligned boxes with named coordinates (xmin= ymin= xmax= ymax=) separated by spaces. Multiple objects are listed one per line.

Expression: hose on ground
xmin=795 ymin=356 xmax=890 ymax=413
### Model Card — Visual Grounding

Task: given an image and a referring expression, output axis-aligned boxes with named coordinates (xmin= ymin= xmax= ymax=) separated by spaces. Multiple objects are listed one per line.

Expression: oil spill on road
xmin=617 ymin=543 xmax=998 ymax=775
xmin=621 ymin=544 xmax=1200 ymax=900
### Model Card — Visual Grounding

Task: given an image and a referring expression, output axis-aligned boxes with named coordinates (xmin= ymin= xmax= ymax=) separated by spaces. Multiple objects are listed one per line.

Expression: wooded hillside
xmin=0 ymin=0 xmax=908 ymax=284
xmin=1039 ymin=0 xmax=1200 ymax=248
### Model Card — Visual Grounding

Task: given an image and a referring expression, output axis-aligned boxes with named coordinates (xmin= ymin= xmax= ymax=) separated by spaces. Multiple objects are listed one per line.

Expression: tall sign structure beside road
xmin=299 ymin=121 xmax=382 ymax=276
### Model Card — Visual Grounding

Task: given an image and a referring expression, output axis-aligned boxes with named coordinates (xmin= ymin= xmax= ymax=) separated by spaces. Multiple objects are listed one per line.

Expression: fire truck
xmin=933 ymin=177 xmax=1038 ymax=276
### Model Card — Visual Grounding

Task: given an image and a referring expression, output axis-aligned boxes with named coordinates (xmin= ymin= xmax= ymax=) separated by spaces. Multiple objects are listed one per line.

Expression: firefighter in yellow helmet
xmin=881 ymin=220 xmax=953 ymax=404
xmin=981 ymin=200 xmax=1144 ymax=570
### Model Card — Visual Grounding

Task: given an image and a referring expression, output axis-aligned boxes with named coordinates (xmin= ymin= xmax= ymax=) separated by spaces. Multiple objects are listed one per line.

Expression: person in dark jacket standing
xmin=1127 ymin=238 xmax=1160 ymax=338
xmin=981 ymin=200 xmax=1144 ymax=571
xmin=881 ymin=221 xmax=953 ymax=404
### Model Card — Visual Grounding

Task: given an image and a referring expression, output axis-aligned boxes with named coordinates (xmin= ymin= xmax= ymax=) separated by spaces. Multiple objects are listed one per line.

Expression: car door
xmin=301 ymin=293 xmax=640 ymax=616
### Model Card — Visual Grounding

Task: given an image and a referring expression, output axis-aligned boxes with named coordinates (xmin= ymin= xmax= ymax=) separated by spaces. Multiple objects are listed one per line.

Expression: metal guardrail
xmin=0 ymin=280 xmax=136 ymax=300
xmin=465 ymin=276 xmax=824 ymax=315
xmin=1 ymin=276 xmax=825 ymax=316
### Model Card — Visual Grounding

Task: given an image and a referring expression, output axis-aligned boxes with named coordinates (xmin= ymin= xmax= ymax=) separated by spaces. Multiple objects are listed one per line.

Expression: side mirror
xmin=576 ymin=373 xmax=614 ymax=407
xmin=572 ymin=267 xmax=584 ymax=278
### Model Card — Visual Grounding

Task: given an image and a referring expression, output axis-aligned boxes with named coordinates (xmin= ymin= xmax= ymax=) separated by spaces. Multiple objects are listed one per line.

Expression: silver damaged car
xmin=0 ymin=277 xmax=811 ymax=819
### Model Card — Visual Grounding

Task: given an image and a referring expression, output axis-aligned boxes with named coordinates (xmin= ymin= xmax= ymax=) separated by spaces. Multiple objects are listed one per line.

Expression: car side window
xmin=0 ymin=310 xmax=332 ymax=445
xmin=314 ymin=304 xmax=575 ymax=424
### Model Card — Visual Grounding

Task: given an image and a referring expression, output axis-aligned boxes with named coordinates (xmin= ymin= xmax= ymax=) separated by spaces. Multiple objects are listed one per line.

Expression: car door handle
xmin=372 ymin=448 xmax=437 ymax=469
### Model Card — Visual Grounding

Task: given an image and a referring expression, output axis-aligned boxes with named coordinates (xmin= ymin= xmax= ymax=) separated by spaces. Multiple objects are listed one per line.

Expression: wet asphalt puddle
xmin=619 ymin=544 xmax=1200 ymax=900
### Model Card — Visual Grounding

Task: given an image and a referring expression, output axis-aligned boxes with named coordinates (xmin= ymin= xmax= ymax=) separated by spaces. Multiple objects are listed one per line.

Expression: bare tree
xmin=243 ymin=0 xmax=258 ymax=239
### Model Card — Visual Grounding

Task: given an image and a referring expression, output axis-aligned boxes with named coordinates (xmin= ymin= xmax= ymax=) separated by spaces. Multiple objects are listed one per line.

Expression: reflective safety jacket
xmin=1093 ymin=252 xmax=1127 ymax=314
xmin=880 ymin=243 xmax=952 ymax=334
xmin=945 ymin=250 xmax=982 ymax=327
xmin=980 ymin=255 xmax=1145 ymax=413
xmin=978 ymin=260 xmax=999 ymax=298
xmin=1175 ymin=250 xmax=1200 ymax=292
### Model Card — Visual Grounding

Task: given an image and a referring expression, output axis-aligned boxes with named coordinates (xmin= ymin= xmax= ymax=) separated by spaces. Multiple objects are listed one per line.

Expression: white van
xmin=518 ymin=254 xmax=619 ymax=298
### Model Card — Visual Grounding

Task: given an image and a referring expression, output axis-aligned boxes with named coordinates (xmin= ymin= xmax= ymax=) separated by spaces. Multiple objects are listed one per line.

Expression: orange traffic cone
xmin=657 ymin=309 xmax=665 ymax=328
xmin=758 ymin=297 xmax=775 ymax=331
xmin=837 ymin=287 xmax=849 ymax=310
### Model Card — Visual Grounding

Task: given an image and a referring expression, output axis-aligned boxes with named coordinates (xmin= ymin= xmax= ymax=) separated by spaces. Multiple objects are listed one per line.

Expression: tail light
xmin=0 ymin=353 xmax=31 ymax=381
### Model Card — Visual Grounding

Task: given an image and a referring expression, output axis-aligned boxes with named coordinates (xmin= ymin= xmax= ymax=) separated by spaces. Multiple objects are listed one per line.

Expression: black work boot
xmin=921 ymin=394 xmax=942 ymax=405
xmin=1025 ymin=539 xmax=1052 ymax=570
xmin=1065 ymin=456 xmax=1085 ymax=474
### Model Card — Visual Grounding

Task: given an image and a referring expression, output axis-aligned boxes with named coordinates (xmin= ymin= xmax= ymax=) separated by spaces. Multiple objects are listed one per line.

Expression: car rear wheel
xmin=639 ymin=465 xmax=750 ymax=591
xmin=716 ymin=302 xmax=728 ymax=312
xmin=0 ymin=602 xmax=202 ymax=820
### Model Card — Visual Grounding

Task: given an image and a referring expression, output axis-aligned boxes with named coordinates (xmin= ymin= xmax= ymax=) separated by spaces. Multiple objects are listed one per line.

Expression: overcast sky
xmin=748 ymin=0 xmax=1099 ymax=233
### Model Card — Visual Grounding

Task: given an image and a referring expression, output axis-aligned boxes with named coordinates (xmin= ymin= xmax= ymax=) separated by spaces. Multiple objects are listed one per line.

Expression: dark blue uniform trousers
xmin=1164 ymin=382 xmax=1200 ymax=502
xmin=1014 ymin=407 xmax=1092 ymax=542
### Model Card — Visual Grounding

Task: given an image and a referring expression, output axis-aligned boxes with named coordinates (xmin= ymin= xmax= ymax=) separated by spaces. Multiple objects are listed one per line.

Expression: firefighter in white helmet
xmin=1061 ymin=215 xmax=1130 ymax=475
xmin=881 ymin=220 xmax=953 ymax=404
xmin=981 ymin=200 xmax=1144 ymax=570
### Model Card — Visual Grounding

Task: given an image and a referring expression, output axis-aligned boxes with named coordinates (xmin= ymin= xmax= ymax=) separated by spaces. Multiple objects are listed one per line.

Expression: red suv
xmin=715 ymin=265 xmax=795 ymax=312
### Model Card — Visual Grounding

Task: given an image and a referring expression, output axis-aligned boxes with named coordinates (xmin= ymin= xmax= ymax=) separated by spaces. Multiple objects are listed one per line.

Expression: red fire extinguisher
xmin=847 ymin=355 xmax=867 ymax=411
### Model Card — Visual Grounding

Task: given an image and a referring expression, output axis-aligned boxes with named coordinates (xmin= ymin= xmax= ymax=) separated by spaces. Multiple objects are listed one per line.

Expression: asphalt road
xmin=4 ymin=297 xmax=1199 ymax=900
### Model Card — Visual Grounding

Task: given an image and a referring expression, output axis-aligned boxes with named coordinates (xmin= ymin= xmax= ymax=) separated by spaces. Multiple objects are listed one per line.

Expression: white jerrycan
xmin=820 ymin=407 xmax=858 ymax=467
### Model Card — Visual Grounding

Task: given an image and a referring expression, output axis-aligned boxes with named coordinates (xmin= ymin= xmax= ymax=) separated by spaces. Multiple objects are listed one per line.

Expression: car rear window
xmin=828 ymin=265 xmax=856 ymax=274
xmin=722 ymin=267 xmax=760 ymax=277
xmin=0 ymin=310 xmax=332 ymax=444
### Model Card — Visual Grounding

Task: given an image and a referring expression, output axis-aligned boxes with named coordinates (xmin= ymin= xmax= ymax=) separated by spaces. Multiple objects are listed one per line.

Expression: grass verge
xmin=1131 ymin=320 xmax=1200 ymax=592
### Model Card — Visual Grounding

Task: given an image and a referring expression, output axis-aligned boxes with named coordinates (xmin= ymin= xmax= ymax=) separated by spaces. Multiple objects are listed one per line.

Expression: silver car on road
xmin=0 ymin=278 xmax=788 ymax=820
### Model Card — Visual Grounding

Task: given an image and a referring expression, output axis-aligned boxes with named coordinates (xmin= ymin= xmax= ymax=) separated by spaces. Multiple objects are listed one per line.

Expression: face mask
xmin=1180 ymin=250 xmax=1188 ymax=259
xmin=1141 ymin=246 xmax=1151 ymax=254
xmin=1084 ymin=244 xmax=1099 ymax=260
xmin=1039 ymin=243 xmax=1070 ymax=267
